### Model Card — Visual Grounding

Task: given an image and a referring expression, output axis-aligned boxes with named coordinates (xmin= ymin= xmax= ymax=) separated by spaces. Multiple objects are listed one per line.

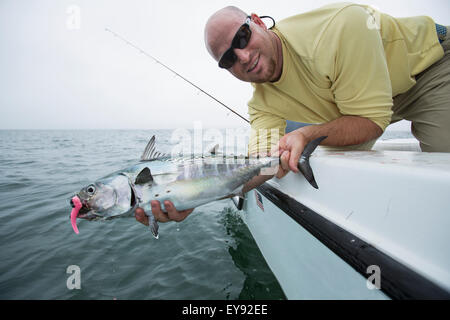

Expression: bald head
xmin=203 ymin=6 xmax=282 ymax=83
xmin=204 ymin=6 xmax=249 ymax=61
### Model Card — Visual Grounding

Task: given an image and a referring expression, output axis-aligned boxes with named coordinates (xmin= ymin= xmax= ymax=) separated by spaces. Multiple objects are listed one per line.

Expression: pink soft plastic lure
xmin=70 ymin=196 xmax=82 ymax=234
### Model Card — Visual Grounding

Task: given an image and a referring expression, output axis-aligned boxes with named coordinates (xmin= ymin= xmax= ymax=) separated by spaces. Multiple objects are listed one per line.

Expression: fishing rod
xmin=105 ymin=27 xmax=249 ymax=124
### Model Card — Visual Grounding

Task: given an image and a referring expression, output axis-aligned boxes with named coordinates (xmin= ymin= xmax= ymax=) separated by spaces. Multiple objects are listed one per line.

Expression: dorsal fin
xmin=135 ymin=167 xmax=153 ymax=185
xmin=140 ymin=136 xmax=167 ymax=161
xmin=208 ymin=144 xmax=220 ymax=155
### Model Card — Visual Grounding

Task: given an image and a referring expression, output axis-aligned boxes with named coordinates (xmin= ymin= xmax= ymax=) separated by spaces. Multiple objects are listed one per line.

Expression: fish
xmin=69 ymin=135 xmax=326 ymax=238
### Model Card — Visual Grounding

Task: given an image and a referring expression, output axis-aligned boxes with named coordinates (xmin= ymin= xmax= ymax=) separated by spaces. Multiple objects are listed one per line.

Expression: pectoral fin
xmin=135 ymin=167 xmax=153 ymax=185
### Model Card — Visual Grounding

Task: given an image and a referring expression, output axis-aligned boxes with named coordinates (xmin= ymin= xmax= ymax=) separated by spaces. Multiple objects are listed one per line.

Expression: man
xmin=136 ymin=2 xmax=449 ymax=227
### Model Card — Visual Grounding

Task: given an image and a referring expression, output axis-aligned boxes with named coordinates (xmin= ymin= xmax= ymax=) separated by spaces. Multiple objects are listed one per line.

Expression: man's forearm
xmin=300 ymin=116 xmax=383 ymax=146
xmin=241 ymin=116 xmax=383 ymax=194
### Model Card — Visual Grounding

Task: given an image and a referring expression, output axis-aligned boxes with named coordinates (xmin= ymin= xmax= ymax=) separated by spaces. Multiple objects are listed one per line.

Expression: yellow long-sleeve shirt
xmin=248 ymin=2 xmax=444 ymax=154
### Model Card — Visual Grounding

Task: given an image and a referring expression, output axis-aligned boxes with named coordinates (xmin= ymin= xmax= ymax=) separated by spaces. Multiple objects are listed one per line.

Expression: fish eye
xmin=86 ymin=185 xmax=96 ymax=195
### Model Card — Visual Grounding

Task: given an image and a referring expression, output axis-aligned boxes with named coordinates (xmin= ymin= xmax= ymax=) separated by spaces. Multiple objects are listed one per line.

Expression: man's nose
xmin=234 ymin=48 xmax=251 ymax=65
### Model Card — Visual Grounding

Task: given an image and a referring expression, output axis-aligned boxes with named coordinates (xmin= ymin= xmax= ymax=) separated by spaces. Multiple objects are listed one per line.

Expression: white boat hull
xmin=240 ymin=146 xmax=450 ymax=299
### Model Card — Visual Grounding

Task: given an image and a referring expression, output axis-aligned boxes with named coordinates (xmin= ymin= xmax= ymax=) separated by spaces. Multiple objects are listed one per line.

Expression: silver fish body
xmin=134 ymin=155 xmax=278 ymax=212
xmin=70 ymin=136 xmax=326 ymax=238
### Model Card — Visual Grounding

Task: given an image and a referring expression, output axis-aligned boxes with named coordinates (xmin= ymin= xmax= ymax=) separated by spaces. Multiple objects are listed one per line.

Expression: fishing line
xmin=105 ymin=28 xmax=249 ymax=124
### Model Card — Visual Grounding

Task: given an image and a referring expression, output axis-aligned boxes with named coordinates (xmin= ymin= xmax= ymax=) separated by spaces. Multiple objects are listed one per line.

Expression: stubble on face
xmin=230 ymin=29 xmax=279 ymax=84
xmin=245 ymin=49 xmax=277 ymax=84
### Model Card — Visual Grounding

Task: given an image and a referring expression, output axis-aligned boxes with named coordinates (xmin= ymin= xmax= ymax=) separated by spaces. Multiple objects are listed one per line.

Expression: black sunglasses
xmin=218 ymin=16 xmax=252 ymax=69
xmin=218 ymin=16 xmax=276 ymax=69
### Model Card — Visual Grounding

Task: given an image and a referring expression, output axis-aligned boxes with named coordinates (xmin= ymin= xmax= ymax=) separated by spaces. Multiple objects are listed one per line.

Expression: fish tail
xmin=297 ymin=136 xmax=327 ymax=189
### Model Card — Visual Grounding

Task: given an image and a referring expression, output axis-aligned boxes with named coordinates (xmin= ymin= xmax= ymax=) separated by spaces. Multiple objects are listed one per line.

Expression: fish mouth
xmin=77 ymin=210 xmax=98 ymax=221
xmin=69 ymin=197 xmax=99 ymax=221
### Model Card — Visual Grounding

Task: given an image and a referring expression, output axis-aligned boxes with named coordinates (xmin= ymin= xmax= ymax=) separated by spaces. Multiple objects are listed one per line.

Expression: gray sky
xmin=0 ymin=0 xmax=449 ymax=130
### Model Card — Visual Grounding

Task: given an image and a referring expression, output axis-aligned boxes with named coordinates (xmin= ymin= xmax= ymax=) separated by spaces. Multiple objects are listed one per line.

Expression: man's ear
xmin=250 ymin=13 xmax=267 ymax=30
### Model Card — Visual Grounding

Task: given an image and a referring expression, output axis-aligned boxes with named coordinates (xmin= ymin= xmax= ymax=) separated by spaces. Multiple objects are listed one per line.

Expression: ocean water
xmin=0 ymin=129 xmax=413 ymax=300
xmin=0 ymin=129 xmax=287 ymax=300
